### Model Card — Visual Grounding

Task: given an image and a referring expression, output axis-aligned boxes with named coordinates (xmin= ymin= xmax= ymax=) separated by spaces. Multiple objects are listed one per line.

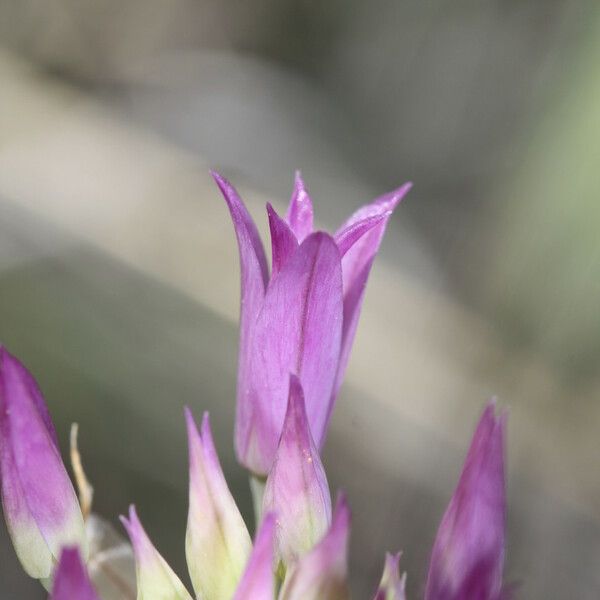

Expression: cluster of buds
xmin=0 ymin=172 xmax=508 ymax=599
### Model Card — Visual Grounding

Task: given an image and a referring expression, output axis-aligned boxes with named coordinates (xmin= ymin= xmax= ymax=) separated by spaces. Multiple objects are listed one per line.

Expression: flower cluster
xmin=0 ymin=172 xmax=508 ymax=599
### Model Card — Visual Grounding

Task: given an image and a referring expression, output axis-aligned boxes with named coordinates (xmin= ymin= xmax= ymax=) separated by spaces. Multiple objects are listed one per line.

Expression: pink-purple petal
xmin=212 ymin=172 xmax=270 ymax=472
xmin=51 ymin=547 xmax=99 ymax=600
xmin=425 ymin=401 xmax=506 ymax=600
xmin=334 ymin=213 xmax=388 ymax=258
xmin=249 ymin=232 xmax=343 ymax=472
xmin=333 ymin=183 xmax=411 ymax=396
xmin=232 ymin=512 xmax=276 ymax=600
xmin=285 ymin=171 xmax=314 ymax=242
xmin=263 ymin=375 xmax=331 ymax=564
xmin=267 ymin=202 xmax=298 ymax=276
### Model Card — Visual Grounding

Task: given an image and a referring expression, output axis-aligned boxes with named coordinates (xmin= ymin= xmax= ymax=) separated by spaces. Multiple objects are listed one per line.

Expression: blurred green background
xmin=0 ymin=1 xmax=599 ymax=598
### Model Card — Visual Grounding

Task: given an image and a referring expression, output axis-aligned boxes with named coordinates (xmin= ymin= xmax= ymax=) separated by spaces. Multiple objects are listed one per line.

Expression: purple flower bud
xmin=51 ymin=547 xmax=99 ymax=600
xmin=0 ymin=347 xmax=86 ymax=580
xmin=279 ymin=494 xmax=351 ymax=600
xmin=121 ymin=505 xmax=193 ymax=600
xmin=263 ymin=375 xmax=331 ymax=564
xmin=184 ymin=408 xmax=252 ymax=599
xmin=232 ymin=512 xmax=277 ymax=600
xmin=373 ymin=552 xmax=406 ymax=600
xmin=215 ymin=172 xmax=409 ymax=474
xmin=425 ymin=402 xmax=507 ymax=600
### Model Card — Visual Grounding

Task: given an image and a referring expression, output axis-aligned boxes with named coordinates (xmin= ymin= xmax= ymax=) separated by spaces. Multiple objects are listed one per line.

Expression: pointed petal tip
xmin=52 ymin=546 xmax=99 ymax=600
xmin=332 ymin=493 xmax=351 ymax=530
xmin=200 ymin=411 xmax=211 ymax=435
xmin=281 ymin=375 xmax=313 ymax=449
xmin=288 ymin=372 xmax=303 ymax=394
xmin=183 ymin=405 xmax=195 ymax=429
xmin=287 ymin=172 xmax=314 ymax=241
xmin=480 ymin=398 xmax=509 ymax=434
xmin=119 ymin=504 xmax=140 ymax=538
xmin=209 ymin=169 xmax=225 ymax=184
xmin=385 ymin=181 xmax=412 ymax=210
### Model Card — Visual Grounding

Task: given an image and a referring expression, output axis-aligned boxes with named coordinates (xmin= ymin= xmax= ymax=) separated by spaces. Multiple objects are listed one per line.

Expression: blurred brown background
xmin=0 ymin=1 xmax=599 ymax=598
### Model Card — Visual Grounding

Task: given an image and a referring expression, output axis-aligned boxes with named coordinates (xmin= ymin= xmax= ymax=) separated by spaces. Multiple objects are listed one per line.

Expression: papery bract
xmin=263 ymin=375 xmax=331 ymax=565
xmin=279 ymin=494 xmax=351 ymax=600
xmin=121 ymin=505 xmax=193 ymax=600
xmin=425 ymin=402 xmax=506 ymax=600
xmin=184 ymin=408 xmax=252 ymax=600
xmin=232 ymin=512 xmax=277 ymax=600
xmin=0 ymin=347 xmax=86 ymax=581
xmin=217 ymin=172 xmax=409 ymax=474
xmin=373 ymin=552 xmax=406 ymax=600
xmin=51 ymin=547 xmax=99 ymax=600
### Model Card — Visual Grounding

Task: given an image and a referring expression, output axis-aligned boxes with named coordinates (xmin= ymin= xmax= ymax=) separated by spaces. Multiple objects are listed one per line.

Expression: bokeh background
xmin=1 ymin=1 xmax=599 ymax=598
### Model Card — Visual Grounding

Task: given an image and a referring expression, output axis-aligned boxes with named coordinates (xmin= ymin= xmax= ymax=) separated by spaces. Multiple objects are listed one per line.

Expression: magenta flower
xmin=51 ymin=547 xmax=99 ymax=600
xmin=425 ymin=402 xmax=507 ymax=600
xmin=215 ymin=171 xmax=411 ymax=475
xmin=0 ymin=347 xmax=86 ymax=581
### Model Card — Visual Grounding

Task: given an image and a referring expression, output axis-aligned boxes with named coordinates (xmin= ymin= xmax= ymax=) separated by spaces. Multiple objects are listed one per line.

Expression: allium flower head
xmin=425 ymin=401 xmax=507 ymax=600
xmin=0 ymin=347 xmax=86 ymax=581
xmin=0 ymin=170 xmax=516 ymax=600
xmin=215 ymin=171 xmax=411 ymax=475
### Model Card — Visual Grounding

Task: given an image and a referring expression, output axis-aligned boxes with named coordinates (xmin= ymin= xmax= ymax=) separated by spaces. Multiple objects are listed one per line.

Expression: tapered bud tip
xmin=209 ymin=169 xmax=226 ymax=187
xmin=51 ymin=547 xmax=99 ymax=600
xmin=285 ymin=373 xmax=310 ymax=444
xmin=331 ymin=493 xmax=351 ymax=538
xmin=211 ymin=171 xmax=240 ymax=207
xmin=185 ymin=406 xmax=252 ymax=599
xmin=123 ymin=506 xmax=194 ymax=600
xmin=287 ymin=171 xmax=314 ymax=241
xmin=263 ymin=375 xmax=332 ymax=563
xmin=183 ymin=405 xmax=195 ymax=432
xmin=381 ymin=182 xmax=412 ymax=212
xmin=200 ymin=411 xmax=213 ymax=443
xmin=425 ymin=401 xmax=507 ymax=600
